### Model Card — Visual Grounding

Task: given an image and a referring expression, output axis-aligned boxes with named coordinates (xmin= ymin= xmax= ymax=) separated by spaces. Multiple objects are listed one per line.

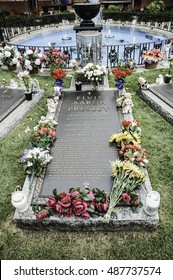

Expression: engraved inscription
xmin=41 ymin=90 xmax=121 ymax=196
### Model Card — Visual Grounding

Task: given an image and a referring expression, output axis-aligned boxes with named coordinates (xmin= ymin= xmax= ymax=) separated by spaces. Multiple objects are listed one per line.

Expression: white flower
xmin=12 ymin=57 xmax=18 ymax=64
xmin=35 ymin=58 xmax=41 ymax=65
xmin=4 ymin=51 xmax=11 ymax=57
xmin=26 ymin=49 xmax=33 ymax=55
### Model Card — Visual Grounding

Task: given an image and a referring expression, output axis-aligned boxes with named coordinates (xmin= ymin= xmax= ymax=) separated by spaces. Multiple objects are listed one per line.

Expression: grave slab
xmin=13 ymin=89 xmax=159 ymax=231
xmin=137 ymin=84 xmax=173 ymax=125
xmin=0 ymin=87 xmax=25 ymax=122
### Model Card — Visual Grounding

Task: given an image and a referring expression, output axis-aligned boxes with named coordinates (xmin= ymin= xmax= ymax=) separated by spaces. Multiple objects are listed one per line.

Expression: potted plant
xmin=82 ymin=63 xmax=107 ymax=90
xmin=17 ymin=70 xmax=34 ymax=101
xmin=141 ymin=48 xmax=164 ymax=69
xmin=69 ymin=59 xmax=82 ymax=91
xmin=0 ymin=45 xmax=18 ymax=71
xmin=18 ymin=48 xmax=44 ymax=74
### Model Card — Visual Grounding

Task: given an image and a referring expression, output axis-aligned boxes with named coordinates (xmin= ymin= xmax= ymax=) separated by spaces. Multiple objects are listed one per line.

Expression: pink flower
xmin=88 ymin=190 xmax=95 ymax=200
xmin=73 ymin=199 xmax=88 ymax=217
xmin=122 ymin=193 xmax=131 ymax=203
xmin=36 ymin=209 xmax=49 ymax=220
xmin=58 ymin=192 xmax=71 ymax=208
xmin=70 ymin=188 xmax=79 ymax=198
xmin=63 ymin=208 xmax=73 ymax=217
xmin=46 ymin=197 xmax=56 ymax=208
xmin=55 ymin=202 xmax=63 ymax=213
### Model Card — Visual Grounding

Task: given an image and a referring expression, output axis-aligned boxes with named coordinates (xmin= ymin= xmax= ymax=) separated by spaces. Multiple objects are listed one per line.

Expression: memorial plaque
xmin=38 ymin=90 xmax=121 ymax=200
xmin=150 ymin=84 xmax=173 ymax=108
xmin=0 ymin=88 xmax=25 ymax=122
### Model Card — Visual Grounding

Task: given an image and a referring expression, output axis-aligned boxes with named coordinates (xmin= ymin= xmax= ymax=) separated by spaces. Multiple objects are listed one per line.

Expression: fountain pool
xmin=17 ymin=26 xmax=167 ymax=47
xmin=12 ymin=25 xmax=168 ymax=66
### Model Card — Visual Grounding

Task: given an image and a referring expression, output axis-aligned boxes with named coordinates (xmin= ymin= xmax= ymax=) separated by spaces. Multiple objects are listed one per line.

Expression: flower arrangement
xmin=31 ymin=125 xmax=56 ymax=149
xmin=82 ymin=63 xmax=107 ymax=88
xmin=112 ymin=66 xmax=132 ymax=90
xmin=33 ymin=187 xmax=109 ymax=220
xmin=17 ymin=71 xmax=34 ymax=92
xmin=43 ymin=47 xmax=70 ymax=70
xmin=109 ymin=120 xmax=141 ymax=147
xmin=141 ymin=48 xmax=164 ymax=64
xmin=31 ymin=117 xmax=57 ymax=149
xmin=20 ymin=147 xmax=52 ymax=179
xmin=104 ymin=160 xmax=145 ymax=222
xmin=52 ymin=68 xmax=66 ymax=80
xmin=0 ymin=45 xmax=18 ymax=68
xmin=116 ymin=58 xmax=136 ymax=70
xmin=18 ymin=48 xmax=44 ymax=73
xmin=119 ymin=145 xmax=148 ymax=167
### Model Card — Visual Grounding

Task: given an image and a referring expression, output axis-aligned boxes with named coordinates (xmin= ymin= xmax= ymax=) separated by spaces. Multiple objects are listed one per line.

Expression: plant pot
xmin=29 ymin=68 xmax=39 ymax=75
xmin=7 ymin=64 xmax=17 ymax=71
xmin=25 ymin=92 xmax=32 ymax=101
xmin=145 ymin=62 xmax=158 ymax=69
xmin=75 ymin=81 xmax=82 ymax=91
xmin=164 ymin=75 xmax=171 ymax=84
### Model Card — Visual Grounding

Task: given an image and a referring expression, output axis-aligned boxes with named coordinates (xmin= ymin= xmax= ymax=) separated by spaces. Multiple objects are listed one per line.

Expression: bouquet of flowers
xmin=52 ymin=68 xmax=66 ymax=80
xmin=31 ymin=117 xmax=57 ymax=149
xmin=33 ymin=187 xmax=109 ymax=220
xmin=141 ymin=48 xmax=164 ymax=64
xmin=112 ymin=66 xmax=132 ymax=90
xmin=20 ymin=147 xmax=52 ymax=177
xmin=119 ymin=145 xmax=148 ymax=167
xmin=109 ymin=120 xmax=141 ymax=147
xmin=43 ymin=47 xmax=70 ymax=70
xmin=0 ymin=45 xmax=18 ymax=68
xmin=17 ymin=71 xmax=34 ymax=92
xmin=82 ymin=63 xmax=106 ymax=88
xmin=18 ymin=48 xmax=44 ymax=73
xmin=104 ymin=160 xmax=145 ymax=222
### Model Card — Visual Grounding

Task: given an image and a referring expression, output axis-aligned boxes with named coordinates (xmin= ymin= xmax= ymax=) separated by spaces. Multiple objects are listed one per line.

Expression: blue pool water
xmin=20 ymin=26 xmax=167 ymax=47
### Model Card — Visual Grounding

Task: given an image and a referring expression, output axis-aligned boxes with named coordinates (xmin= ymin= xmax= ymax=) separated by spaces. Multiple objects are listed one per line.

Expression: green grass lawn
xmin=0 ymin=68 xmax=173 ymax=260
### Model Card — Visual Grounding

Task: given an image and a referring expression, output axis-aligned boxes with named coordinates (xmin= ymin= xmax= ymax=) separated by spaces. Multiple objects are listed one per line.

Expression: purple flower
xmin=21 ymin=149 xmax=29 ymax=162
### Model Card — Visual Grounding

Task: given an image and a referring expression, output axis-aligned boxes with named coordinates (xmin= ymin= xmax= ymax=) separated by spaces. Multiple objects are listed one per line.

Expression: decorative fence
xmin=1 ymin=16 xmax=172 ymax=68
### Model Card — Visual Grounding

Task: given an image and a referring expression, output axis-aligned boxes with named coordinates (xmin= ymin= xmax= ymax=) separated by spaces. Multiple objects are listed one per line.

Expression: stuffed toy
xmin=122 ymin=92 xmax=134 ymax=114
xmin=156 ymin=74 xmax=164 ymax=85
xmin=138 ymin=77 xmax=150 ymax=90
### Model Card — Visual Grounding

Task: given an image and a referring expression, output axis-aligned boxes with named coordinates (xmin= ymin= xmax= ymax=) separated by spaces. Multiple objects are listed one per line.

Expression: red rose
xmin=63 ymin=207 xmax=73 ymax=217
xmin=55 ymin=202 xmax=63 ymax=213
xmin=36 ymin=209 xmax=48 ymax=220
xmin=46 ymin=197 xmax=56 ymax=208
xmin=73 ymin=199 xmax=88 ymax=217
xmin=70 ymin=188 xmax=79 ymax=198
xmin=102 ymin=203 xmax=109 ymax=212
xmin=58 ymin=192 xmax=71 ymax=208
xmin=122 ymin=193 xmax=131 ymax=203
xmin=81 ymin=211 xmax=90 ymax=219
xmin=133 ymin=200 xmax=139 ymax=206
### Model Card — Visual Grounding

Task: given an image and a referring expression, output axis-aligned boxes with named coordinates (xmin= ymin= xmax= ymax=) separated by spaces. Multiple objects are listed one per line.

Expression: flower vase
xmin=75 ymin=81 xmax=82 ymax=91
xmin=92 ymin=81 xmax=99 ymax=91
xmin=11 ymin=190 xmax=29 ymax=212
xmin=7 ymin=64 xmax=17 ymax=71
xmin=54 ymin=79 xmax=63 ymax=89
xmin=25 ymin=91 xmax=32 ymax=101
xmin=145 ymin=62 xmax=158 ymax=69
xmin=29 ymin=67 xmax=39 ymax=75
xmin=115 ymin=78 xmax=125 ymax=91
xmin=164 ymin=74 xmax=171 ymax=83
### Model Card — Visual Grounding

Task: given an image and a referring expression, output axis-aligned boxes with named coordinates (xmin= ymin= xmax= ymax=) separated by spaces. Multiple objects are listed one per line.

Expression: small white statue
xmin=138 ymin=76 xmax=150 ymax=90
xmin=32 ymin=79 xmax=40 ymax=93
xmin=122 ymin=92 xmax=134 ymax=114
xmin=10 ymin=79 xmax=18 ymax=88
xmin=156 ymin=74 xmax=164 ymax=85
xmin=47 ymin=96 xmax=58 ymax=114
xmin=54 ymin=86 xmax=62 ymax=98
